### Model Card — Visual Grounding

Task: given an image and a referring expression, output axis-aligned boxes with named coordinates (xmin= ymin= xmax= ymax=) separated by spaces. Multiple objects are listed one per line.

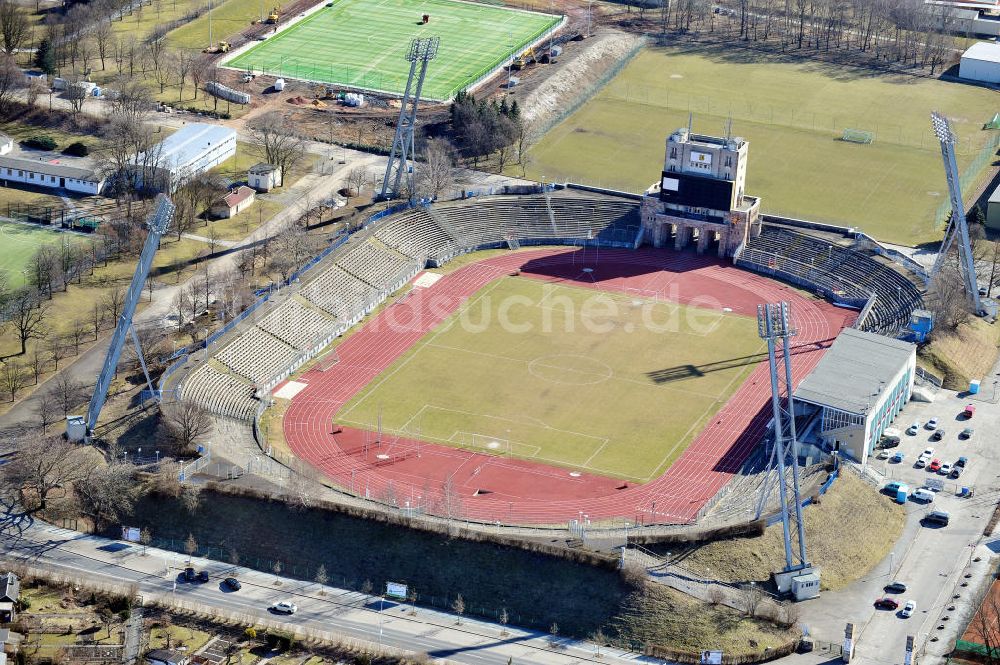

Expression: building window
xmin=725 ymin=156 xmax=732 ymax=167
xmin=670 ymin=147 xmax=677 ymax=158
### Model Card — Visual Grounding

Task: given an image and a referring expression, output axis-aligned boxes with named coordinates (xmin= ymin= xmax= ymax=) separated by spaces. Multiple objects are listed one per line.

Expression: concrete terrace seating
xmin=181 ymin=363 xmax=257 ymax=420
xmin=739 ymin=226 xmax=923 ymax=336
xmin=300 ymin=264 xmax=379 ymax=319
xmin=256 ymin=297 xmax=337 ymax=350
xmin=375 ymin=208 xmax=457 ymax=260
xmin=216 ymin=326 xmax=299 ymax=383
xmin=336 ymin=239 xmax=413 ymax=288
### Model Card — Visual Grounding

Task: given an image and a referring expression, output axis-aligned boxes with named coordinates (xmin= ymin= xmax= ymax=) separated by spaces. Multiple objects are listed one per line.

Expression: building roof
xmin=928 ymin=0 xmax=999 ymax=10
xmin=0 ymin=573 xmax=18 ymax=602
xmin=0 ymin=155 xmax=99 ymax=181
xmin=794 ymin=328 xmax=915 ymax=415
xmin=248 ymin=162 xmax=278 ymax=174
xmin=989 ymin=182 xmax=1000 ymax=205
xmin=221 ymin=185 xmax=255 ymax=208
xmin=962 ymin=40 xmax=1000 ymax=64
xmin=156 ymin=123 xmax=236 ymax=171
xmin=145 ymin=649 xmax=185 ymax=663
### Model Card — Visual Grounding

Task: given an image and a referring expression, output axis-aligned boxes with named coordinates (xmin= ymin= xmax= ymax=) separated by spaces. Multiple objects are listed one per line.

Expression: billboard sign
xmin=121 ymin=527 xmax=141 ymax=543
xmin=659 ymin=171 xmax=735 ymax=211
xmin=690 ymin=151 xmax=713 ymax=167
xmin=386 ymin=582 xmax=408 ymax=599
xmin=700 ymin=651 xmax=723 ymax=665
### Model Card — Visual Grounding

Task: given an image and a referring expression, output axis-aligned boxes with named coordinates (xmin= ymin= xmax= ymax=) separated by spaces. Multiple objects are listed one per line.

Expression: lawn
xmin=337 ymin=276 xmax=764 ymax=481
xmin=168 ymin=0 xmax=279 ymax=49
xmin=0 ymin=220 xmax=89 ymax=288
xmin=222 ymin=0 xmax=561 ymax=100
xmin=523 ymin=45 xmax=1000 ymax=246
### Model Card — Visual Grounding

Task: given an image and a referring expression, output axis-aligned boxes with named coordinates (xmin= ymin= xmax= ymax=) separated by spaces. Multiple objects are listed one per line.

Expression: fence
xmin=933 ymin=131 xmax=1000 ymax=227
xmin=178 ymin=446 xmax=212 ymax=480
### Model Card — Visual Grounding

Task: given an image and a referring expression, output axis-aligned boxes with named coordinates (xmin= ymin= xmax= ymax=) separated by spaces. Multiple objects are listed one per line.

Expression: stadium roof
xmin=794 ymin=328 xmax=915 ymax=415
xmin=0 ymin=155 xmax=100 ymax=181
xmin=156 ymin=123 xmax=236 ymax=171
xmin=962 ymin=41 xmax=1000 ymax=64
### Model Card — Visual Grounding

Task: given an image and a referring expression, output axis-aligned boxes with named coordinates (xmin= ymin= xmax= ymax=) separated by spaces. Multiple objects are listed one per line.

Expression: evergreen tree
xmin=34 ymin=38 xmax=55 ymax=75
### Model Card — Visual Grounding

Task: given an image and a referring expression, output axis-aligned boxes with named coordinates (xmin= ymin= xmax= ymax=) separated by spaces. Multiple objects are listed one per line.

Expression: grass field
xmin=223 ymin=0 xmax=561 ymax=100
xmin=523 ymin=46 xmax=1000 ymax=246
xmin=0 ymin=220 xmax=86 ymax=288
xmin=337 ymin=276 xmax=764 ymax=481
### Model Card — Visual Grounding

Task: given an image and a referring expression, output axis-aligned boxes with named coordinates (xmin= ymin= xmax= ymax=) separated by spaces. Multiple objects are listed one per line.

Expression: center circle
xmin=527 ymin=354 xmax=614 ymax=386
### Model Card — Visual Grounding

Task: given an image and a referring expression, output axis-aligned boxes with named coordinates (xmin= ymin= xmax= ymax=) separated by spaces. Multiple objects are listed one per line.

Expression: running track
xmin=282 ymin=247 xmax=853 ymax=525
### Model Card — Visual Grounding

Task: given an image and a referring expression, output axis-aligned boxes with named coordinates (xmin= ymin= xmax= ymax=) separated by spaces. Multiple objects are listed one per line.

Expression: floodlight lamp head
xmin=406 ymin=36 xmax=440 ymax=62
xmin=931 ymin=112 xmax=955 ymax=145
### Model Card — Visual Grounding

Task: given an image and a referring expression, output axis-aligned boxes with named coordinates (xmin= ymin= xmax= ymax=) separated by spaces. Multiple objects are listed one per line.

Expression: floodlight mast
xmin=379 ymin=37 xmax=440 ymax=201
xmin=930 ymin=111 xmax=982 ymax=314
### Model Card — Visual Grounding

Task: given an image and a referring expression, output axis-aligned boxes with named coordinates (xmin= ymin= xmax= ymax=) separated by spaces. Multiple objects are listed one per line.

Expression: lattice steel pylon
xmin=379 ymin=37 xmax=440 ymax=201
xmin=755 ymin=302 xmax=809 ymax=572
xmin=67 ymin=195 xmax=175 ymax=442
xmin=930 ymin=111 xmax=982 ymax=314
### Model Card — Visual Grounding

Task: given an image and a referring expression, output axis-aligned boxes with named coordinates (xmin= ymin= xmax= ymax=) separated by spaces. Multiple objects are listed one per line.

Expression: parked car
xmin=964 ymin=404 xmax=976 ymax=419
xmin=961 ymin=427 xmax=974 ymax=440
xmin=907 ymin=422 xmax=921 ymax=435
xmin=884 ymin=581 xmax=907 ymax=594
xmin=197 ymin=570 xmax=209 ymax=583
xmin=928 ymin=459 xmax=942 ymax=472
xmin=913 ymin=488 xmax=935 ymax=503
xmin=956 ymin=456 xmax=969 ymax=468
xmin=184 ymin=567 xmax=196 ymax=582
xmin=900 ymin=600 xmax=916 ymax=618
xmin=931 ymin=429 xmax=945 ymax=442
xmin=271 ymin=601 xmax=298 ymax=614
xmin=939 ymin=463 xmax=952 ymax=476
xmin=923 ymin=447 xmax=935 ymax=457
xmin=875 ymin=597 xmax=899 ymax=610
xmin=915 ymin=456 xmax=928 ymax=468
xmin=950 ymin=466 xmax=963 ymax=479
xmin=891 ymin=452 xmax=905 ymax=463
xmin=926 ymin=417 xmax=939 ymax=430
xmin=224 ymin=577 xmax=241 ymax=591
xmin=876 ymin=450 xmax=890 ymax=460
xmin=924 ymin=510 xmax=950 ymax=526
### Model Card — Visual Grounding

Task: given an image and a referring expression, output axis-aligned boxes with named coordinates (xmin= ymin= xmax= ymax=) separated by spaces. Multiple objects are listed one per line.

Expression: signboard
xmin=700 ymin=651 xmax=723 ymax=665
xmin=121 ymin=527 xmax=140 ymax=543
xmin=386 ymin=582 xmax=408 ymax=600
xmin=690 ymin=151 xmax=713 ymax=166
xmin=658 ymin=171 xmax=735 ymax=211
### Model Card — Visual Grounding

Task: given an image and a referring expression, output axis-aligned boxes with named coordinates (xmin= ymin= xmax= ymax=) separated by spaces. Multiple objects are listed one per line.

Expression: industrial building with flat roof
xmin=138 ymin=123 xmax=237 ymax=192
xmin=794 ymin=328 xmax=916 ymax=464
xmin=0 ymin=154 xmax=104 ymax=194
xmin=959 ymin=41 xmax=1000 ymax=83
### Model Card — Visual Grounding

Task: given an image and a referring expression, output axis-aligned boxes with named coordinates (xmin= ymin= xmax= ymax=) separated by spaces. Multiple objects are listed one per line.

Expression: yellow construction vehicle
xmin=203 ymin=41 xmax=231 ymax=53
xmin=510 ymin=47 xmax=534 ymax=70
xmin=267 ymin=6 xmax=280 ymax=23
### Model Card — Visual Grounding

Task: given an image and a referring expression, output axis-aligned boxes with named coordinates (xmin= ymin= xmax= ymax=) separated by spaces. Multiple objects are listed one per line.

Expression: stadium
xmin=168 ymin=126 xmax=927 ymax=528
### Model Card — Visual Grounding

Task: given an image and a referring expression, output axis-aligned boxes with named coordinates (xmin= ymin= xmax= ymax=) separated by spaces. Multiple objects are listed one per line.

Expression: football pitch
xmin=524 ymin=46 xmax=1000 ymax=246
xmin=337 ymin=277 xmax=765 ymax=482
xmin=224 ymin=0 xmax=561 ymax=100
xmin=0 ymin=220 xmax=77 ymax=287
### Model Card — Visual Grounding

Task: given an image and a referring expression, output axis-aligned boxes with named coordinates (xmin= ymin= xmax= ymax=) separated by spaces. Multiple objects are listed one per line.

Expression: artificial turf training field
xmin=224 ymin=0 xmax=560 ymax=100
xmin=524 ymin=46 xmax=1000 ymax=247
xmin=337 ymin=276 xmax=765 ymax=482
xmin=0 ymin=220 xmax=79 ymax=288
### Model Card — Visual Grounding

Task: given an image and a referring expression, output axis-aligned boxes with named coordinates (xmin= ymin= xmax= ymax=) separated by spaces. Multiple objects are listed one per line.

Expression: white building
xmin=139 ymin=123 xmax=237 ymax=192
xmin=0 ymin=155 xmax=104 ymax=194
xmin=794 ymin=328 xmax=916 ymax=465
xmin=959 ymin=41 xmax=1000 ymax=83
xmin=0 ymin=134 xmax=12 ymax=156
xmin=211 ymin=185 xmax=256 ymax=219
xmin=248 ymin=163 xmax=281 ymax=191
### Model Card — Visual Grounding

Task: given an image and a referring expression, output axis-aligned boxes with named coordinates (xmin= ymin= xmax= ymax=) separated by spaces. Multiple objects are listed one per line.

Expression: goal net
xmin=315 ymin=348 xmax=341 ymax=371
xmin=985 ymin=113 xmax=1000 ymax=130
xmin=841 ymin=128 xmax=875 ymax=144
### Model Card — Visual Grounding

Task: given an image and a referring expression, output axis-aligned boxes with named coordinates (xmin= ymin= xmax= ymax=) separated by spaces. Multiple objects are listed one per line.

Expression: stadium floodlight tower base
xmin=67 ymin=195 xmax=175 ymax=443
xmin=379 ymin=37 xmax=439 ymax=201
xmin=929 ymin=111 xmax=982 ymax=315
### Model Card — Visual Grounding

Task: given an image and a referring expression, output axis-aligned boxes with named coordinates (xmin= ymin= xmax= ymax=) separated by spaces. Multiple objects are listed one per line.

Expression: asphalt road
xmin=0 ymin=520 xmax=649 ymax=665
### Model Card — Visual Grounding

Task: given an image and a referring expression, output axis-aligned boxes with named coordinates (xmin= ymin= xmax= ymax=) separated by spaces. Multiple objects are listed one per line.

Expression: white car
xmin=915 ymin=456 xmax=928 ymax=468
xmin=926 ymin=417 xmax=939 ymax=430
xmin=922 ymin=447 xmax=935 ymax=458
xmin=271 ymin=601 xmax=298 ymax=614
xmin=939 ymin=463 xmax=952 ymax=476
xmin=900 ymin=600 xmax=916 ymax=618
xmin=907 ymin=422 xmax=921 ymax=435
xmin=876 ymin=450 xmax=890 ymax=460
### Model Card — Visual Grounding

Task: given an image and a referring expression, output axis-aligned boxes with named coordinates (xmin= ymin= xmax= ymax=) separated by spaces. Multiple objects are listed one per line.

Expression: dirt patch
xmin=666 ymin=471 xmax=905 ymax=591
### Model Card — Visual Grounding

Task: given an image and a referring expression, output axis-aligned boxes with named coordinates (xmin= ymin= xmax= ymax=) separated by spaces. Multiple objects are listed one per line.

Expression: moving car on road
xmin=875 ymin=597 xmax=899 ymax=610
xmin=884 ymin=581 xmax=907 ymax=594
xmin=224 ymin=577 xmax=241 ymax=591
xmin=271 ymin=601 xmax=298 ymax=614
xmin=900 ymin=600 xmax=916 ymax=618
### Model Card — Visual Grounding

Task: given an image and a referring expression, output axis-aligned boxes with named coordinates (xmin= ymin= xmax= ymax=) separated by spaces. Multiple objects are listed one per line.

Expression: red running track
xmin=282 ymin=247 xmax=853 ymax=525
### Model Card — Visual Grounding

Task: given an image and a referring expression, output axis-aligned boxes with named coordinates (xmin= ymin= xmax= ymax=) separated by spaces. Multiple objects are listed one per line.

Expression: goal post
xmin=841 ymin=128 xmax=875 ymax=145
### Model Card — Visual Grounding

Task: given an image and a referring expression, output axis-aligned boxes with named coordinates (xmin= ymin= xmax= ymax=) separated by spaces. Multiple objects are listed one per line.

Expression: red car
xmin=964 ymin=404 xmax=976 ymax=419
xmin=928 ymin=458 xmax=942 ymax=472
xmin=875 ymin=597 xmax=899 ymax=610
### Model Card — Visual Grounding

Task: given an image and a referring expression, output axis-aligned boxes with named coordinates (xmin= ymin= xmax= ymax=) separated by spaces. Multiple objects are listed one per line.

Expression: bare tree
xmin=345 ymin=166 xmax=368 ymax=203
xmin=158 ymin=399 xmax=212 ymax=455
xmin=65 ymin=82 xmax=90 ymax=115
xmin=2 ymin=360 xmax=25 ymax=401
xmin=184 ymin=532 xmax=198 ymax=558
xmin=93 ymin=20 xmax=111 ymax=70
xmin=741 ymin=582 xmax=764 ymax=617
xmin=452 ymin=594 xmax=465 ymax=624
xmin=102 ymin=286 xmax=127 ymax=325
xmin=499 ymin=607 xmax=509 ymax=636
xmin=53 ymin=373 xmax=85 ymax=416
xmin=414 ymin=139 xmax=456 ymax=200
xmin=173 ymin=50 xmax=194 ymax=101
xmin=69 ymin=320 xmax=88 ymax=355
xmin=246 ymin=112 xmax=306 ymax=187
xmin=34 ymin=391 xmax=56 ymax=433
xmin=0 ymin=53 xmax=22 ymax=114
xmin=3 ymin=435 xmax=95 ymax=511
xmin=927 ymin=261 xmax=972 ymax=332
xmin=75 ymin=464 xmax=139 ymax=530
xmin=0 ymin=0 xmax=28 ymax=55
xmin=140 ymin=527 xmax=152 ymax=555
xmin=6 ymin=288 xmax=48 ymax=356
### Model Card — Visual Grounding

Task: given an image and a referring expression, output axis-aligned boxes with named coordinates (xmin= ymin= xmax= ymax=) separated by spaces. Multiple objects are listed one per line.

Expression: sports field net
xmin=841 ymin=128 xmax=875 ymax=144
xmin=985 ymin=112 xmax=1000 ymax=130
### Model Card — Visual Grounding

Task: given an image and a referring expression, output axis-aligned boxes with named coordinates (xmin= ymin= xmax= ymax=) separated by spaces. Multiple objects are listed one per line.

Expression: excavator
xmin=203 ymin=41 xmax=231 ymax=53
xmin=267 ymin=6 xmax=280 ymax=23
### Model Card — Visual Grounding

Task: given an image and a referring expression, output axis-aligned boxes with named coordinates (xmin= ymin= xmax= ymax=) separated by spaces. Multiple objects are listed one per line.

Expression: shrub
xmin=24 ymin=135 xmax=57 ymax=151
xmin=62 ymin=141 xmax=89 ymax=157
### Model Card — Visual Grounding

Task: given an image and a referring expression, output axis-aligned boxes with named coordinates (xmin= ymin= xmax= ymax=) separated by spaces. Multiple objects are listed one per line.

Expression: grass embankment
xmin=125 ymin=489 xmax=792 ymax=653
xmin=671 ymin=471 xmax=904 ymax=591
xmin=919 ymin=317 xmax=1000 ymax=391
